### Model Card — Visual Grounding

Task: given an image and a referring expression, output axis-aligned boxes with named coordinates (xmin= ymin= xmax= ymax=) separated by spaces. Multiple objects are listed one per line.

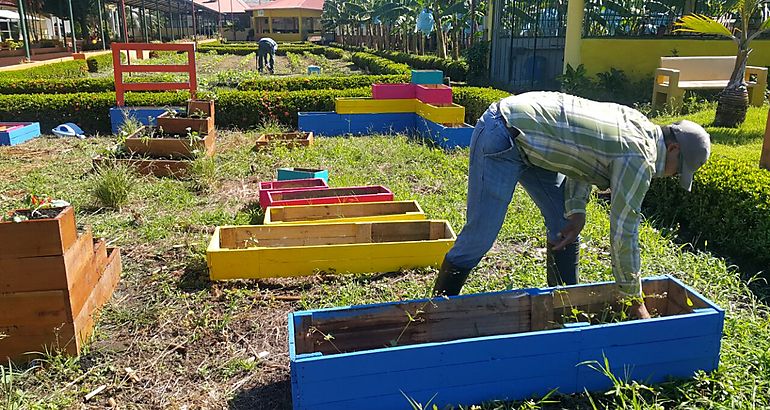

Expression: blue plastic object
xmin=277 ymin=167 xmax=329 ymax=183
xmin=0 ymin=122 xmax=40 ymax=146
xmin=51 ymin=122 xmax=85 ymax=138
xmin=415 ymin=9 xmax=434 ymax=35
xmin=307 ymin=65 xmax=321 ymax=75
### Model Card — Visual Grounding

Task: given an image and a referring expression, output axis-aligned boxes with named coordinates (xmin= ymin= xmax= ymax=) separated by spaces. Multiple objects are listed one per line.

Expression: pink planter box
xmin=265 ymin=186 xmax=394 ymax=208
xmin=372 ymin=83 xmax=415 ymax=100
xmin=259 ymin=178 xmax=329 ymax=209
xmin=416 ymin=84 xmax=453 ymax=105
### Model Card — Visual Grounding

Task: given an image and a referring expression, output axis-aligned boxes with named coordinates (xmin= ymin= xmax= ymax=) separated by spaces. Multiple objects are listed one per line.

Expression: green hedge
xmin=86 ymin=53 xmax=115 ymax=73
xmin=351 ymin=52 xmax=410 ymax=75
xmin=0 ymin=86 xmax=505 ymax=134
xmin=0 ymin=78 xmax=114 ymax=94
xmin=198 ymin=44 xmax=326 ymax=57
xmin=323 ymin=47 xmax=345 ymax=60
xmin=0 ymin=59 xmax=88 ymax=80
xmin=334 ymin=43 xmax=469 ymax=81
xmin=644 ymin=156 xmax=770 ymax=268
xmin=238 ymin=74 xmax=409 ymax=91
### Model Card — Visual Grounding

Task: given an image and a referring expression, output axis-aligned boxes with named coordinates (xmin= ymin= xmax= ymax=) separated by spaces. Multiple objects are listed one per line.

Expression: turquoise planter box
xmin=278 ymin=167 xmax=329 ymax=183
xmin=0 ymin=122 xmax=40 ymax=146
xmin=289 ymin=275 xmax=723 ymax=409
xmin=411 ymin=70 xmax=444 ymax=85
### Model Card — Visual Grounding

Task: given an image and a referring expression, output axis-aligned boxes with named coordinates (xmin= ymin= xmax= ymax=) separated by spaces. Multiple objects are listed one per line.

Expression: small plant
xmin=1 ymin=360 xmax=30 ymax=410
xmin=189 ymin=155 xmax=217 ymax=193
xmin=255 ymin=118 xmax=288 ymax=135
xmin=91 ymin=164 xmax=137 ymax=210
xmin=557 ymin=64 xmax=593 ymax=96
xmin=1 ymin=194 xmax=70 ymax=222
xmin=118 ymin=113 xmax=143 ymax=143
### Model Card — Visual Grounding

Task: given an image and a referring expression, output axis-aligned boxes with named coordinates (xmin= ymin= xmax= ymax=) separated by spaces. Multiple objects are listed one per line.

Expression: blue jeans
xmin=446 ymin=103 xmax=571 ymax=270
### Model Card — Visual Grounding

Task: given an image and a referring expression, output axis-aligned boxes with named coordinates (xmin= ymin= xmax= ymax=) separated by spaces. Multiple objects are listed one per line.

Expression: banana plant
xmin=675 ymin=0 xmax=770 ymax=127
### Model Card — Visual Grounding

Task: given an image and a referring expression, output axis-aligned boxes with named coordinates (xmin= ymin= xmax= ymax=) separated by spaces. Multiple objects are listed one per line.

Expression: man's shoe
xmin=546 ymin=241 xmax=579 ymax=287
xmin=432 ymin=258 xmax=471 ymax=297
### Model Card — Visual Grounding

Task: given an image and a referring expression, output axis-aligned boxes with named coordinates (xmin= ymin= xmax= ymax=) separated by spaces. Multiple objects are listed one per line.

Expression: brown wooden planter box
xmin=0 ymin=209 xmax=123 ymax=363
xmin=93 ymin=156 xmax=192 ymax=178
xmin=156 ymin=111 xmax=214 ymax=135
xmin=123 ymin=127 xmax=216 ymax=158
xmin=0 ymin=206 xmax=77 ymax=259
xmin=187 ymin=99 xmax=215 ymax=123
xmin=254 ymin=132 xmax=314 ymax=150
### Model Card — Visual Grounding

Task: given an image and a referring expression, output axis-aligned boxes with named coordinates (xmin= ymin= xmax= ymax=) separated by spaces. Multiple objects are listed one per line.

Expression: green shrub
xmin=334 ymin=43 xmax=469 ymax=81
xmin=0 ymin=59 xmax=87 ymax=80
xmin=198 ymin=44 xmax=325 ymax=56
xmin=91 ymin=163 xmax=137 ymax=210
xmin=238 ymin=74 xmax=409 ymax=91
xmin=453 ymin=87 xmax=510 ymax=123
xmin=0 ymin=78 xmax=115 ymax=94
xmin=463 ymin=41 xmax=490 ymax=86
xmin=86 ymin=53 xmax=115 ymax=73
xmin=323 ymin=47 xmax=344 ymax=60
xmin=644 ymin=156 xmax=770 ymax=268
xmin=351 ymin=52 xmax=410 ymax=75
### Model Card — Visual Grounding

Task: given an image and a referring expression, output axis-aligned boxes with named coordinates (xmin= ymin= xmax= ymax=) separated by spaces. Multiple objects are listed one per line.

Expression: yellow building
xmin=249 ymin=0 xmax=323 ymax=42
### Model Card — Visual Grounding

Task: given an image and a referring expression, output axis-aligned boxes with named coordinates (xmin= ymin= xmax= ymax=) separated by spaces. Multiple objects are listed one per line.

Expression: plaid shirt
xmin=499 ymin=92 xmax=667 ymax=296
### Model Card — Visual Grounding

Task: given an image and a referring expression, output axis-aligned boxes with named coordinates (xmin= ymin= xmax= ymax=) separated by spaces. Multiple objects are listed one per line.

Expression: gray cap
xmin=670 ymin=120 xmax=711 ymax=191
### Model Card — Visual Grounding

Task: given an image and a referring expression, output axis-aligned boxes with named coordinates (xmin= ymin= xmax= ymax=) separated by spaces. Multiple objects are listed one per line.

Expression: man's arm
xmin=608 ymin=156 xmax=652 ymax=298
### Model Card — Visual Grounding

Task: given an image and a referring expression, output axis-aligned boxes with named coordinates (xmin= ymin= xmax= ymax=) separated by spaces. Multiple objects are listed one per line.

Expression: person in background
xmin=258 ymin=37 xmax=278 ymax=74
xmin=432 ymin=92 xmax=711 ymax=319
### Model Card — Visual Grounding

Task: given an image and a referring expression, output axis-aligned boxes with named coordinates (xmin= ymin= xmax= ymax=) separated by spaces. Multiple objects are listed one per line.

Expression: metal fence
xmin=584 ymin=0 xmax=770 ymax=37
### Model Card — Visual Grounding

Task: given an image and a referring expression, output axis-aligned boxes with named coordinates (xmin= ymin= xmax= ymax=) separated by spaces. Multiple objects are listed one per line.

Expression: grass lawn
xmin=653 ymin=103 xmax=769 ymax=164
xmin=0 ymin=125 xmax=768 ymax=408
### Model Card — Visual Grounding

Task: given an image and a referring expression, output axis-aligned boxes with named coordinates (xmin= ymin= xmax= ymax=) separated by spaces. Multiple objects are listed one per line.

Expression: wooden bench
xmin=652 ymin=56 xmax=767 ymax=109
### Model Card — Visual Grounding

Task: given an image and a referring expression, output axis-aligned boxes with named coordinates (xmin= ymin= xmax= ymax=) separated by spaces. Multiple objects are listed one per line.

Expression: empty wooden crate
xmin=264 ymin=201 xmax=426 ymax=224
xmin=289 ymin=275 xmax=724 ymax=409
xmin=264 ymin=186 xmax=393 ymax=208
xmin=207 ymin=220 xmax=456 ymax=280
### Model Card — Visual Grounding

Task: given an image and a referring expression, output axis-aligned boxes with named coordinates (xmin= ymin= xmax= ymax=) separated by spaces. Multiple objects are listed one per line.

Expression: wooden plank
xmin=0 ymin=290 xmax=71 ymax=326
xmin=265 ymin=201 xmax=425 ymax=225
xmin=415 ymin=101 xmax=466 ymax=124
xmin=530 ymin=293 xmax=555 ymax=331
xmin=73 ymin=248 xmax=122 ymax=350
xmin=0 ymin=206 xmax=78 ymax=258
xmin=0 ymin=229 xmax=94 ymax=293
xmin=67 ymin=239 xmax=109 ymax=320
xmin=0 ymin=322 xmax=78 ymax=363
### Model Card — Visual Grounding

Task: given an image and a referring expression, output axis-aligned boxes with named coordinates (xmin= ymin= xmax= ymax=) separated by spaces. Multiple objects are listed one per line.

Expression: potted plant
xmin=122 ymin=125 xmax=215 ymax=158
xmin=254 ymin=131 xmax=314 ymax=150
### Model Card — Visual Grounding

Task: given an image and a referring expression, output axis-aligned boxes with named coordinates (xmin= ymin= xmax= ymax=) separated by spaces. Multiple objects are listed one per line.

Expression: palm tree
xmin=675 ymin=0 xmax=770 ymax=127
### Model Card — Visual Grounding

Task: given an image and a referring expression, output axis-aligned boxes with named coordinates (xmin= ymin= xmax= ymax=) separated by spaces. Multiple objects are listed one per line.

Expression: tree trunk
xmin=431 ymin=9 xmax=447 ymax=58
xmin=469 ymin=0 xmax=477 ymax=44
xmin=714 ymin=48 xmax=751 ymax=127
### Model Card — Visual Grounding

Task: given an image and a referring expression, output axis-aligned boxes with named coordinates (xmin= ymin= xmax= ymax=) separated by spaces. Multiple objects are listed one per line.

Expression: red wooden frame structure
xmin=112 ymin=43 xmax=197 ymax=107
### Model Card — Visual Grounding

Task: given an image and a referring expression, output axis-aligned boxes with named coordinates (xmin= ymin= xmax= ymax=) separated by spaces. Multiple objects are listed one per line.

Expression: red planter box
xmin=265 ymin=186 xmax=394 ymax=208
xmin=372 ymin=83 xmax=415 ymax=100
xmin=258 ymin=178 xmax=329 ymax=209
xmin=415 ymin=84 xmax=453 ymax=105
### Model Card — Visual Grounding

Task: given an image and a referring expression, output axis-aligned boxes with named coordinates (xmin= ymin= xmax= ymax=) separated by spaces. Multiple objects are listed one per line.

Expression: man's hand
xmin=552 ymin=213 xmax=586 ymax=251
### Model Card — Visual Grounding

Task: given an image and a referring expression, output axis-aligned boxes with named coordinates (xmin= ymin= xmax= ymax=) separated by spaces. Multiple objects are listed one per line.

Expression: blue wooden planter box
xmin=289 ymin=275 xmax=723 ymax=409
xmin=109 ymin=107 xmax=178 ymax=134
xmin=278 ymin=167 xmax=329 ymax=183
xmin=0 ymin=122 xmax=40 ymax=146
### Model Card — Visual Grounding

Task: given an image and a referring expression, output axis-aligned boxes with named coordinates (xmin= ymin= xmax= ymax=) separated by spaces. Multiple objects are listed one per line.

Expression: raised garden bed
xmin=264 ymin=200 xmax=426 ymax=225
xmin=0 ymin=206 xmax=77 ymax=259
xmin=254 ymin=132 xmax=314 ymax=150
xmin=156 ymin=111 xmax=215 ymax=135
xmin=258 ymin=178 xmax=329 ymax=209
xmin=288 ymin=275 xmax=724 ymax=409
xmin=264 ymin=185 xmax=393 ymax=207
xmin=207 ymin=219 xmax=455 ymax=280
xmin=0 ymin=207 xmax=122 ymax=363
xmin=0 ymin=122 xmax=41 ymax=146
xmin=277 ymin=167 xmax=329 ymax=183
xmin=123 ymin=126 xmax=216 ymax=158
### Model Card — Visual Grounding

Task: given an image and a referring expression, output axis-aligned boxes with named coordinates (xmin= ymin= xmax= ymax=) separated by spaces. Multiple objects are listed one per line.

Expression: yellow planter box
xmin=415 ymin=101 xmax=466 ymax=124
xmin=335 ymin=98 xmax=417 ymax=114
xmin=264 ymin=201 xmax=426 ymax=225
xmin=207 ymin=220 xmax=456 ymax=280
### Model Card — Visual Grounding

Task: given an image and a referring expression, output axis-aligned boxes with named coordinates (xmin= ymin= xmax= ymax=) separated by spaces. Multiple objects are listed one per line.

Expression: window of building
xmin=271 ymin=17 xmax=298 ymax=33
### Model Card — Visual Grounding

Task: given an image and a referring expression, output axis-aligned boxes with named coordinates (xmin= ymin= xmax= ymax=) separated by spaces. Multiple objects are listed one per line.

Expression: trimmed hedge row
xmin=0 ymin=74 xmax=410 ymax=95
xmin=0 ymin=59 xmax=88 ymax=80
xmin=644 ymin=156 xmax=770 ymax=268
xmin=0 ymin=86 xmax=505 ymax=134
xmin=238 ymin=74 xmax=409 ymax=91
xmin=351 ymin=52 xmax=410 ymax=75
xmin=198 ymin=44 xmax=326 ymax=57
xmin=334 ymin=43 xmax=468 ymax=81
